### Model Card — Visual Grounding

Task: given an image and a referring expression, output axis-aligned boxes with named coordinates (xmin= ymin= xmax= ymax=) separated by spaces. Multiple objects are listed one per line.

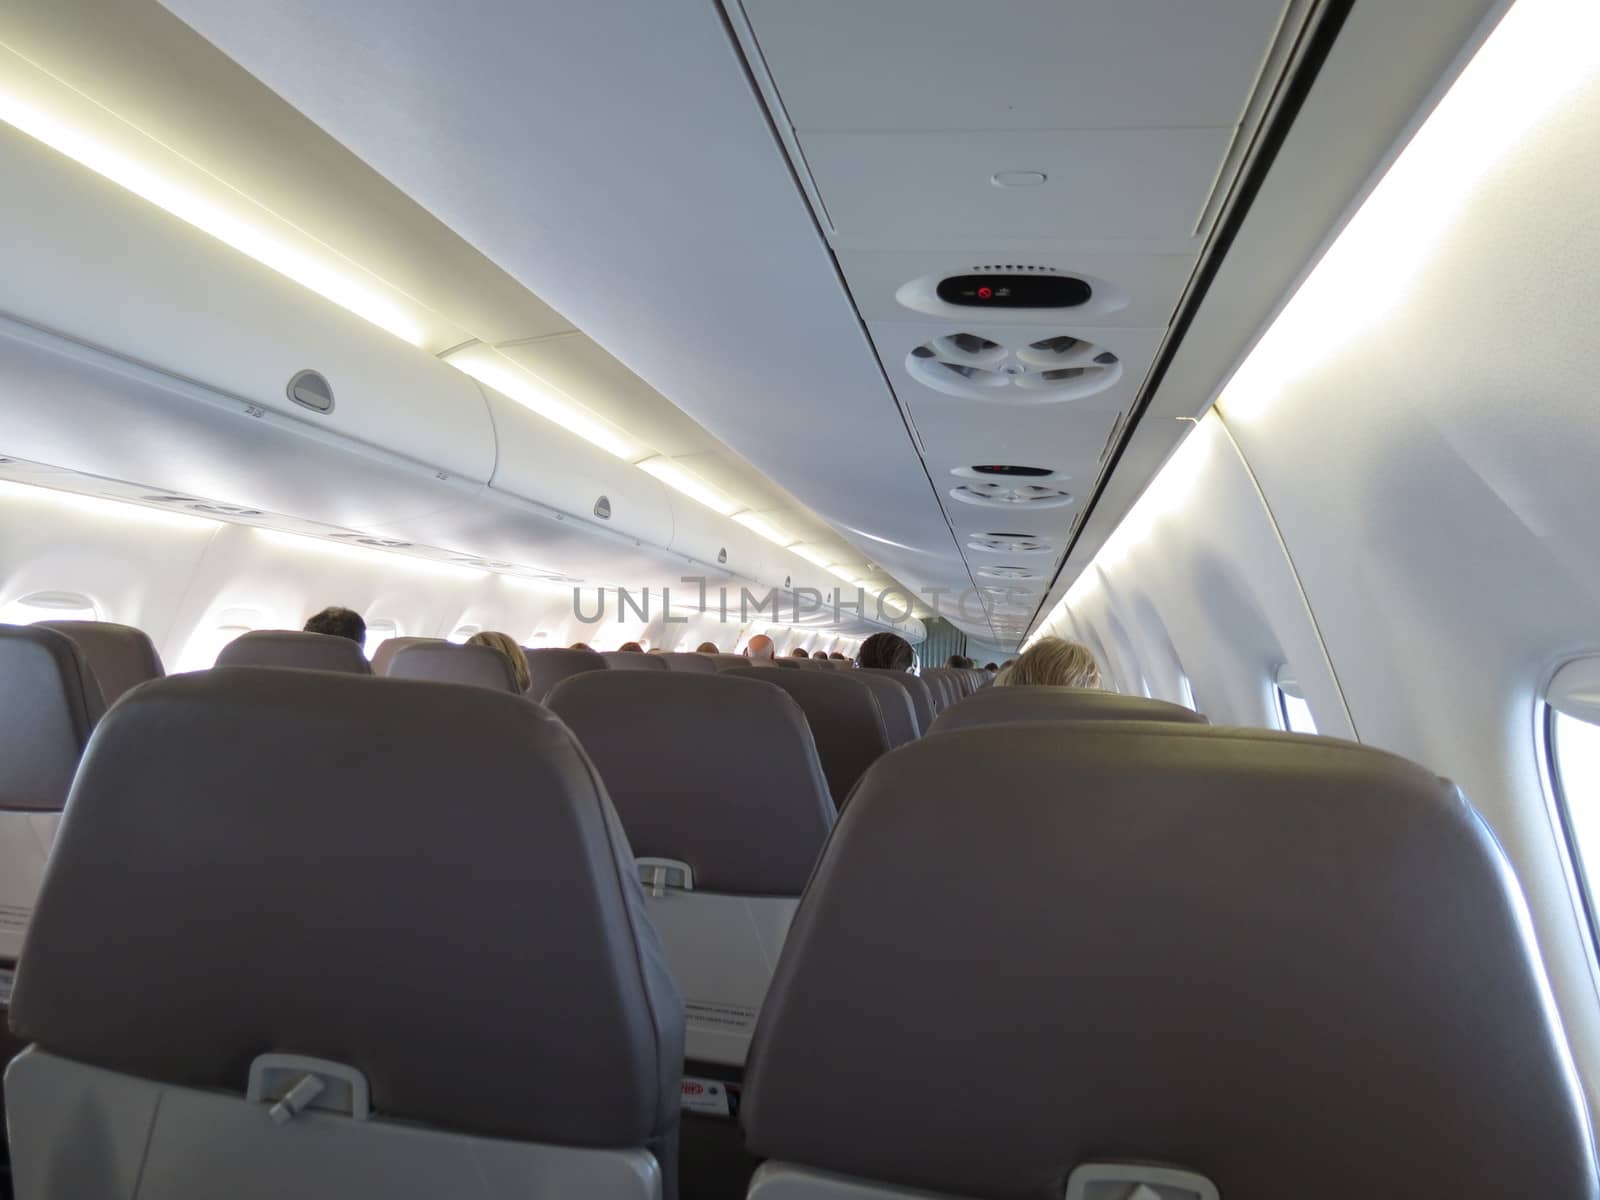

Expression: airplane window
xmin=176 ymin=608 xmax=263 ymax=671
xmin=1274 ymin=665 xmax=1317 ymax=734
xmin=446 ymin=624 xmax=481 ymax=645
xmin=1545 ymin=658 xmax=1600 ymax=949
xmin=364 ymin=619 xmax=400 ymax=661
xmin=0 ymin=590 xmax=99 ymax=624
xmin=1177 ymin=671 xmax=1197 ymax=712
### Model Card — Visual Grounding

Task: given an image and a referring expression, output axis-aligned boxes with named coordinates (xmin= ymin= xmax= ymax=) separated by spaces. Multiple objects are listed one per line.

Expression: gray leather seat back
xmin=548 ymin=670 xmax=833 ymax=1067
xmin=711 ymin=655 xmax=753 ymax=672
xmin=387 ymin=641 xmax=522 ymax=693
xmin=660 ymin=653 xmax=718 ymax=675
xmin=215 ymin=630 xmax=372 ymax=675
xmin=725 ymin=669 xmax=891 ymax=808
xmin=370 ymin=636 xmax=442 ymax=677
xmin=742 ymin=723 xmax=1598 ymax=1200
xmin=36 ymin=620 xmax=163 ymax=706
xmin=861 ymin=670 xmax=934 ymax=732
xmin=919 ymin=669 xmax=965 ymax=711
xmin=523 ymin=646 xmax=609 ymax=701
xmin=547 ymin=671 xmax=833 ymax=895
xmin=602 ymin=651 xmax=671 ymax=671
xmin=847 ymin=673 xmax=920 ymax=746
xmin=7 ymin=668 xmax=683 ymax=1199
xmin=928 ymin=684 xmax=1209 ymax=735
xmin=0 ymin=626 xmax=104 ymax=813
xmin=0 ymin=625 xmax=105 ymax=964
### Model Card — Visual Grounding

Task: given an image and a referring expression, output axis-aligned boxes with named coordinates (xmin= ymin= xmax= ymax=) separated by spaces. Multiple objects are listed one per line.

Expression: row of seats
xmin=3 ymin=651 xmax=1591 ymax=1199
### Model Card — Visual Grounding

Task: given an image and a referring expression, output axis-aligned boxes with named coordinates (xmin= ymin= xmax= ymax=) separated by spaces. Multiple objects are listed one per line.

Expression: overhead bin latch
xmin=637 ymin=857 xmax=694 ymax=898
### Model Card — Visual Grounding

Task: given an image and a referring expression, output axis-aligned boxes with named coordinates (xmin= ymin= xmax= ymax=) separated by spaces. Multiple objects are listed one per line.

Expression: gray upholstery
xmin=928 ymin=684 xmax=1209 ymax=735
xmin=387 ymin=641 xmax=522 ymax=693
xmin=916 ymin=668 xmax=958 ymax=712
xmin=710 ymin=654 xmax=755 ymax=672
xmin=742 ymin=723 xmax=1598 ymax=1200
xmin=0 ymin=625 xmax=105 ymax=812
xmin=370 ymin=636 xmax=442 ymax=677
xmin=726 ymin=669 xmax=891 ymax=808
xmin=847 ymin=673 xmax=921 ymax=746
xmin=36 ymin=620 xmax=163 ymax=706
xmin=547 ymin=671 xmax=834 ymax=895
xmin=659 ymin=653 xmax=718 ymax=675
xmin=861 ymin=669 xmax=935 ymax=732
xmin=602 ymin=651 xmax=670 ymax=672
xmin=215 ymin=630 xmax=372 ymax=675
xmin=9 ymin=668 xmax=684 ymax=1157
xmin=523 ymin=646 xmax=609 ymax=701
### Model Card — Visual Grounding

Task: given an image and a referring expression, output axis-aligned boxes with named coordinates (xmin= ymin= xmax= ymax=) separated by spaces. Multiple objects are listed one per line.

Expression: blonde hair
xmin=467 ymin=630 xmax=531 ymax=693
xmin=996 ymin=637 xmax=1103 ymax=690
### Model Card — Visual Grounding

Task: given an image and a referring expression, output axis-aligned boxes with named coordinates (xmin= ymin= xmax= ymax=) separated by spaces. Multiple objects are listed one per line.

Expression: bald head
xmin=745 ymin=634 xmax=776 ymax=662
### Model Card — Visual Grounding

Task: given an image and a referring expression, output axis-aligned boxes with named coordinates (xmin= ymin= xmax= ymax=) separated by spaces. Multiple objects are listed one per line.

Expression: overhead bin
xmin=0 ymin=124 xmax=495 ymax=484
xmin=481 ymin=388 xmax=675 ymax=551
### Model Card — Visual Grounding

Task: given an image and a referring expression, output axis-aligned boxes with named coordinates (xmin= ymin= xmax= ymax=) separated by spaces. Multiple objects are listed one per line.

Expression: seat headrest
xmin=10 ymin=669 xmax=683 ymax=1148
xmin=928 ymin=684 xmax=1208 ymax=735
xmin=658 ymin=652 xmax=718 ymax=674
xmin=522 ymin=646 xmax=609 ymax=701
xmin=742 ymin=723 xmax=1597 ymax=1199
xmin=386 ymin=641 xmax=522 ymax=693
xmin=215 ymin=630 xmax=372 ymax=675
xmin=861 ymin=669 xmax=935 ymax=730
xmin=36 ymin=620 xmax=163 ymax=706
xmin=845 ymin=672 xmax=921 ymax=745
xmin=711 ymin=654 xmax=758 ymax=671
xmin=600 ymin=650 xmax=670 ymax=671
xmin=724 ymin=669 xmax=890 ymax=808
xmin=0 ymin=625 xmax=105 ymax=811
xmin=370 ymin=636 xmax=442 ymax=677
xmin=547 ymin=671 xmax=834 ymax=895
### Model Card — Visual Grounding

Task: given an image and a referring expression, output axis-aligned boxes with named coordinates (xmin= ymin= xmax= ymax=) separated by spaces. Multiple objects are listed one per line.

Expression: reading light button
xmin=992 ymin=170 xmax=1048 ymax=188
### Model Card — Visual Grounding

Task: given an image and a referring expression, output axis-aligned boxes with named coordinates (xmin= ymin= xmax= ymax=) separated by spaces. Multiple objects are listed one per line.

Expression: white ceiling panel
xmin=804 ymin=127 xmax=1237 ymax=242
xmin=740 ymin=0 xmax=1292 ymax=132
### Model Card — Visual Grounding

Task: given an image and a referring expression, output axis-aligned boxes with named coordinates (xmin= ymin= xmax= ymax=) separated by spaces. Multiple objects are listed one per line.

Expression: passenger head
xmin=466 ymin=630 xmax=531 ymax=693
xmin=617 ymin=641 xmax=644 ymax=653
xmin=302 ymin=606 xmax=366 ymax=646
xmin=569 ymin=641 xmax=591 ymax=650
xmin=857 ymin=631 xmax=915 ymax=672
xmin=996 ymin=637 xmax=1103 ymax=690
xmin=829 ymin=652 xmax=847 ymax=661
xmin=745 ymin=634 xmax=776 ymax=662
xmin=790 ymin=648 xmax=809 ymax=658
xmin=696 ymin=642 xmax=720 ymax=654
xmin=984 ymin=662 xmax=999 ymax=672
xmin=945 ymin=654 xmax=974 ymax=669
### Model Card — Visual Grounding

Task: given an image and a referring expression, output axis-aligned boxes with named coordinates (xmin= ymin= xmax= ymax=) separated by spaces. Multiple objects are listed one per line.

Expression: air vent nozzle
xmin=907 ymin=332 xmax=1121 ymax=403
xmin=968 ymin=533 xmax=1054 ymax=555
xmin=950 ymin=482 xmax=1073 ymax=510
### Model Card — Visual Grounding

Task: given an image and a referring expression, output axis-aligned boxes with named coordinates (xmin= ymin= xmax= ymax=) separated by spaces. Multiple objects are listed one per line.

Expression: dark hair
xmin=696 ymin=642 xmax=720 ymax=654
xmin=303 ymin=606 xmax=366 ymax=645
xmin=946 ymin=654 xmax=975 ymax=669
xmin=830 ymin=652 xmax=847 ymax=660
xmin=857 ymin=631 xmax=914 ymax=671
xmin=791 ymin=648 xmax=809 ymax=658
xmin=570 ymin=642 xmax=591 ymax=650
xmin=618 ymin=641 xmax=643 ymax=652
xmin=984 ymin=662 xmax=999 ymax=671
